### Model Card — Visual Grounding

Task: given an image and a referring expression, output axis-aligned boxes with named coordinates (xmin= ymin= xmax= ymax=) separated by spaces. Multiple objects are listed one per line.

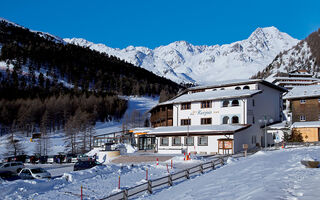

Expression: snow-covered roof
xmin=273 ymin=77 xmax=319 ymax=81
xmin=277 ymin=81 xmax=315 ymax=85
xmin=283 ymin=85 xmax=320 ymax=99
xmin=158 ymin=89 xmax=261 ymax=105
xmin=148 ymin=124 xmax=249 ymax=136
xmin=291 ymin=121 xmax=320 ymax=128
xmin=267 ymin=121 xmax=290 ymax=130
xmin=188 ymin=79 xmax=286 ymax=92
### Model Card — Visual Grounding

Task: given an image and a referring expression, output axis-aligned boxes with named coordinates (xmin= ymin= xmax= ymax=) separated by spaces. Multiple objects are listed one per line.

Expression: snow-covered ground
xmin=1 ymin=147 xmax=320 ymax=199
xmin=142 ymin=147 xmax=320 ymax=200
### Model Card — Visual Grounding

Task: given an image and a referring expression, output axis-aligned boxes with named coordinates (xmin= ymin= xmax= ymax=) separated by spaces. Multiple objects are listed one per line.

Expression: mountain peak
xmin=64 ymin=26 xmax=299 ymax=85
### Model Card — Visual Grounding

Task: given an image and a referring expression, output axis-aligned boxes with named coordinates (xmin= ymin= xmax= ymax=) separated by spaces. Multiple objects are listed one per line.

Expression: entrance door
xmin=138 ymin=136 xmax=155 ymax=150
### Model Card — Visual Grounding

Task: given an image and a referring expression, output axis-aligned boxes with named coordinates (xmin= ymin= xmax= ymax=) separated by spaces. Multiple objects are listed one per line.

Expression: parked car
xmin=37 ymin=156 xmax=48 ymax=164
xmin=73 ymin=160 xmax=102 ymax=171
xmin=19 ymin=167 xmax=51 ymax=179
xmin=0 ymin=162 xmax=24 ymax=174
xmin=47 ymin=155 xmax=55 ymax=164
xmin=63 ymin=154 xmax=77 ymax=163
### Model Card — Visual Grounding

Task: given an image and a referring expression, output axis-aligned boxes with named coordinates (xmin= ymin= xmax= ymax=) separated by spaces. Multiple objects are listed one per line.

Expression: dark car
xmin=38 ymin=156 xmax=48 ymax=164
xmin=73 ymin=160 xmax=102 ymax=171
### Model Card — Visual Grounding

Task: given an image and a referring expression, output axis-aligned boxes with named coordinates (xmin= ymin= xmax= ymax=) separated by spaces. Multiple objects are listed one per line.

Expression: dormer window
xmin=235 ymin=87 xmax=241 ymax=90
xmin=243 ymin=86 xmax=250 ymax=90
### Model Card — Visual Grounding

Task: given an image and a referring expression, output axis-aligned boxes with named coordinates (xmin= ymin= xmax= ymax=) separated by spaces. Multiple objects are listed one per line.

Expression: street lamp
xmin=259 ymin=116 xmax=273 ymax=149
xmin=187 ymin=116 xmax=190 ymax=154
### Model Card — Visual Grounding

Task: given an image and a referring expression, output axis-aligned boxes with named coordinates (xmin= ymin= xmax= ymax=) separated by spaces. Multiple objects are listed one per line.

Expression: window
xmin=252 ymin=136 xmax=256 ymax=144
xmin=172 ymin=137 xmax=181 ymax=146
xmin=300 ymin=99 xmax=306 ymax=104
xmin=235 ymin=86 xmax=241 ymax=90
xmin=220 ymin=88 xmax=225 ymax=90
xmin=160 ymin=137 xmax=169 ymax=146
xmin=201 ymin=101 xmax=212 ymax=108
xmin=181 ymin=119 xmax=191 ymax=126
xmin=243 ymin=86 xmax=250 ymax=90
xmin=318 ymin=98 xmax=320 ymax=103
xmin=185 ymin=136 xmax=194 ymax=146
xmin=252 ymin=99 xmax=255 ymax=107
xmin=231 ymin=100 xmax=239 ymax=107
xmin=198 ymin=136 xmax=208 ymax=146
xmin=232 ymin=116 xmax=239 ymax=124
xmin=222 ymin=100 xmax=229 ymax=107
xmin=252 ymin=116 xmax=255 ymax=124
xmin=181 ymin=103 xmax=191 ymax=110
xmin=201 ymin=118 xmax=212 ymax=125
xmin=222 ymin=116 xmax=229 ymax=124
xmin=300 ymin=115 xmax=306 ymax=121
xmin=318 ymin=114 xmax=320 ymax=121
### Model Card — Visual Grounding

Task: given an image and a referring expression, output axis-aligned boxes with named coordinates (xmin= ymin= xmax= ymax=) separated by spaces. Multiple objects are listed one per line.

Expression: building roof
xmin=267 ymin=121 xmax=290 ymax=130
xmin=158 ymin=89 xmax=262 ymax=106
xmin=291 ymin=121 xmax=320 ymax=128
xmin=188 ymin=79 xmax=287 ymax=92
xmin=283 ymin=85 xmax=320 ymax=100
xmin=148 ymin=124 xmax=250 ymax=136
xmin=273 ymin=77 xmax=319 ymax=81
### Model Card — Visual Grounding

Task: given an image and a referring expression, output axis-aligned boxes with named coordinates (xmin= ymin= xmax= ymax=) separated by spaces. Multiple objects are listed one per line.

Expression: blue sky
xmin=1 ymin=0 xmax=320 ymax=49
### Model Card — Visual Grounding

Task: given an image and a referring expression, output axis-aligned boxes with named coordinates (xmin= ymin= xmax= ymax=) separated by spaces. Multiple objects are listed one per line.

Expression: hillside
xmin=65 ymin=27 xmax=298 ymax=85
xmin=0 ymin=18 xmax=181 ymax=153
xmin=252 ymin=28 xmax=320 ymax=79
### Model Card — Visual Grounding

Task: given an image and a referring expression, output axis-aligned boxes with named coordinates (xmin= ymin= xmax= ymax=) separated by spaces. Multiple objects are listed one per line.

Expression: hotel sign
xmin=190 ymin=110 xmax=213 ymax=116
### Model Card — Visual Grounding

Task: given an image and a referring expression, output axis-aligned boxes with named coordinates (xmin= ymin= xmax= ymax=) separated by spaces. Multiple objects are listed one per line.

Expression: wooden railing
xmin=100 ymin=156 xmax=229 ymax=200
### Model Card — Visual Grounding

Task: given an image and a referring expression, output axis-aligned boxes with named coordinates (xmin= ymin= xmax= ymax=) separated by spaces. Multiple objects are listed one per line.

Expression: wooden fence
xmin=100 ymin=156 xmax=229 ymax=200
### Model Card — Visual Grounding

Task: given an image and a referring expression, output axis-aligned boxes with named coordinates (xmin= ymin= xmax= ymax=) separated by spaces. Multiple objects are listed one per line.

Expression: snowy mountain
xmin=65 ymin=27 xmax=298 ymax=85
xmin=253 ymin=29 xmax=320 ymax=80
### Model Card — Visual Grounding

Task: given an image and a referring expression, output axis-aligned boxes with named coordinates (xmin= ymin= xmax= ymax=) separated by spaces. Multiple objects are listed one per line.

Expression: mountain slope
xmin=65 ymin=27 xmax=298 ymax=85
xmin=252 ymin=28 xmax=320 ymax=80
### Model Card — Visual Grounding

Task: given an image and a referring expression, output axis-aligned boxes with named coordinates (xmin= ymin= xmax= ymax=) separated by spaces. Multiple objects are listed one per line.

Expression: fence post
xmin=185 ymin=169 xmax=190 ymax=179
xmin=147 ymin=180 xmax=153 ymax=194
xmin=200 ymin=164 xmax=204 ymax=174
xmin=220 ymin=157 xmax=224 ymax=166
xmin=123 ymin=189 xmax=128 ymax=200
xmin=211 ymin=160 xmax=215 ymax=170
xmin=168 ymin=174 xmax=173 ymax=186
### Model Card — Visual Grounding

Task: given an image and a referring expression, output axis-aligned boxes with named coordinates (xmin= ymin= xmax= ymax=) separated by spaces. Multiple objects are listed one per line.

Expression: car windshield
xmin=31 ymin=168 xmax=46 ymax=174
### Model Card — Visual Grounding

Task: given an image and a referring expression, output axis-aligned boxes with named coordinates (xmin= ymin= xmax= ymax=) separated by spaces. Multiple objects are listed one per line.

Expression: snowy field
xmin=142 ymin=147 xmax=320 ymax=200
xmin=1 ymin=147 xmax=320 ymax=199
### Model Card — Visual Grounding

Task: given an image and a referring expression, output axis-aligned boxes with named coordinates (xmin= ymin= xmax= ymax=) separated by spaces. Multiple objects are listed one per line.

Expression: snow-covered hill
xmin=65 ymin=27 xmax=298 ymax=85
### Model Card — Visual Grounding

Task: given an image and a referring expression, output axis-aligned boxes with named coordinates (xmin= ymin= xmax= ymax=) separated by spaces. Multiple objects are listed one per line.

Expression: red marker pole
xmin=171 ymin=160 xmax=173 ymax=169
xmin=118 ymin=176 xmax=120 ymax=189
xmin=156 ymin=158 xmax=159 ymax=166
xmin=166 ymin=163 xmax=169 ymax=173
xmin=81 ymin=185 xmax=83 ymax=200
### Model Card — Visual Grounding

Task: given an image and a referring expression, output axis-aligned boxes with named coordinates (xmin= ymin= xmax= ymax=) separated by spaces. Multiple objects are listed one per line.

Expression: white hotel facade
xmin=145 ymin=79 xmax=287 ymax=154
